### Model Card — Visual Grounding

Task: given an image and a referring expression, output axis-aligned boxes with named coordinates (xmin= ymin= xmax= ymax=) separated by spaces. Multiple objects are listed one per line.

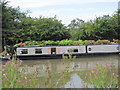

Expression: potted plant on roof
xmin=44 ymin=40 xmax=55 ymax=46
xmin=14 ymin=42 xmax=25 ymax=47
xmin=59 ymin=40 xmax=73 ymax=46
xmin=88 ymin=40 xmax=95 ymax=45
xmin=73 ymin=40 xmax=84 ymax=45
xmin=112 ymin=39 xmax=120 ymax=44
xmin=83 ymin=40 xmax=92 ymax=45
xmin=96 ymin=40 xmax=110 ymax=45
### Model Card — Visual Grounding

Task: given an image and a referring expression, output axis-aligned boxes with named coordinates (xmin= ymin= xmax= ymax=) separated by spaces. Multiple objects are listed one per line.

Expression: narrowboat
xmin=15 ymin=44 xmax=119 ymax=60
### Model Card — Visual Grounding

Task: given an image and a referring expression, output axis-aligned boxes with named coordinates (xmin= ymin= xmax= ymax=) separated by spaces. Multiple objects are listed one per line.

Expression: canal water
xmin=20 ymin=54 xmax=118 ymax=88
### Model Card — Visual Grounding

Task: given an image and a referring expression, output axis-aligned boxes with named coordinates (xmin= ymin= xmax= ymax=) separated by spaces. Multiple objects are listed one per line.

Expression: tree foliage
xmin=68 ymin=13 xmax=119 ymax=40
xmin=1 ymin=1 xmax=69 ymax=45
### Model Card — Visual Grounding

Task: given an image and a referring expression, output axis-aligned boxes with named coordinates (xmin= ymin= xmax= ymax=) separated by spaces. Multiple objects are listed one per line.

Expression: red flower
xmin=19 ymin=44 xmax=25 ymax=46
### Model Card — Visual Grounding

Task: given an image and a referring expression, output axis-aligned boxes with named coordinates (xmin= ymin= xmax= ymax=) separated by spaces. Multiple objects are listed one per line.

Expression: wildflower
xmin=19 ymin=44 xmax=25 ymax=46
xmin=8 ymin=86 xmax=11 ymax=88
xmin=2 ymin=69 xmax=5 ymax=72
xmin=12 ymin=62 xmax=15 ymax=64
xmin=88 ymin=73 xmax=91 ymax=76
xmin=2 ymin=65 xmax=5 ymax=67
xmin=20 ymin=60 xmax=23 ymax=63
xmin=5 ymin=61 xmax=10 ymax=65
xmin=3 ymin=74 xmax=8 ymax=78
xmin=103 ymin=64 xmax=108 ymax=69
xmin=14 ymin=63 xmax=17 ymax=67
xmin=8 ymin=58 xmax=11 ymax=60
xmin=91 ymin=70 xmax=95 ymax=73
xmin=26 ymin=65 xmax=28 ymax=67
xmin=95 ymin=72 xmax=99 ymax=75
xmin=96 ymin=62 xmax=101 ymax=65
xmin=86 ymin=73 xmax=88 ymax=76
xmin=25 ymin=72 xmax=29 ymax=74
xmin=92 ymin=66 xmax=96 ymax=70
xmin=105 ymin=64 xmax=111 ymax=67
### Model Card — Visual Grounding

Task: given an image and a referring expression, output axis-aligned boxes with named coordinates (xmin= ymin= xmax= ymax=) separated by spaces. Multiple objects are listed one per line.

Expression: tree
xmin=1 ymin=0 xmax=70 ymax=45
xmin=1 ymin=0 xmax=29 ymax=45
xmin=68 ymin=12 xmax=119 ymax=41
xmin=68 ymin=18 xmax=84 ymax=40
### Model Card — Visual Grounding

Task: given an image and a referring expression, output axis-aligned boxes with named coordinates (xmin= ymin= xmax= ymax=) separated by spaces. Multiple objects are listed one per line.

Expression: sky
xmin=8 ymin=0 xmax=119 ymax=25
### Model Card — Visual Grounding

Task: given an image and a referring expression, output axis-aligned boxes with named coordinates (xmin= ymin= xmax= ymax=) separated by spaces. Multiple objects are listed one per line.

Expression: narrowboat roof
xmin=16 ymin=43 xmax=119 ymax=48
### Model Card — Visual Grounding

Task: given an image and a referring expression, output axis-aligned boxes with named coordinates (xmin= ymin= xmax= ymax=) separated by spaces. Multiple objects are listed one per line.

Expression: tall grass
xmin=2 ymin=55 xmax=38 ymax=88
xmin=81 ymin=63 xmax=118 ymax=88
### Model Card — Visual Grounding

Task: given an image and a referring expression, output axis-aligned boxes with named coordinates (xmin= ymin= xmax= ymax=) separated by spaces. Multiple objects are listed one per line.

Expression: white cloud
xmin=7 ymin=0 xmax=118 ymax=25
xmin=30 ymin=7 xmax=96 ymax=19
xmin=29 ymin=8 xmax=115 ymax=25
xmin=8 ymin=0 xmax=67 ymax=8
xmin=8 ymin=0 xmax=119 ymax=8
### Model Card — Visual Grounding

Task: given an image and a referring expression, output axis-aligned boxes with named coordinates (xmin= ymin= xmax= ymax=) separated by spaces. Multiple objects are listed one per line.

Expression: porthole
xmin=116 ymin=47 xmax=119 ymax=50
xmin=88 ymin=48 xmax=91 ymax=51
xmin=74 ymin=49 xmax=78 ymax=52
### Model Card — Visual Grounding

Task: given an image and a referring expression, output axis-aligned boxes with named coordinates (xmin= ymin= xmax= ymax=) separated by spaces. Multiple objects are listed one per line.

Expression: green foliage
xmin=73 ymin=40 xmax=83 ymax=45
xmin=68 ymin=13 xmax=119 ymax=40
xmin=58 ymin=40 xmax=73 ymax=46
xmin=44 ymin=40 xmax=55 ymax=45
xmin=1 ymin=1 xmax=69 ymax=46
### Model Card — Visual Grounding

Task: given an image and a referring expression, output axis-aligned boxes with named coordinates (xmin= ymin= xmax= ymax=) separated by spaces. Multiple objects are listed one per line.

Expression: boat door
xmin=51 ymin=48 xmax=56 ymax=54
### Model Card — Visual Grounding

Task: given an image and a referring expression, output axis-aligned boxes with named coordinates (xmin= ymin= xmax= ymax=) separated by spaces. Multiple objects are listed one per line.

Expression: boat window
xmin=35 ymin=49 xmax=42 ymax=54
xmin=68 ymin=49 xmax=78 ymax=53
xmin=116 ymin=47 xmax=119 ymax=50
xmin=21 ymin=49 xmax=28 ymax=54
xmin=74 ymin=49 xmax=78 ymax=52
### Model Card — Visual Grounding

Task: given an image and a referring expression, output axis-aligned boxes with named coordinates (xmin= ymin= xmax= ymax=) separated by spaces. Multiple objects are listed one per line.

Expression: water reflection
xmin=64 ymin=73 xmax=93 ymax=88
xmin=22 ymin=54 xmax=118 ymax=77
